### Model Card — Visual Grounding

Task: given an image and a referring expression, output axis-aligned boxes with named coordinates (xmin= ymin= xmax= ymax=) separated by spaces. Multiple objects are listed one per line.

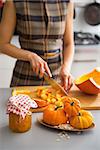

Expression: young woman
xmin=0 ymin=0 xmax=74 ymax=92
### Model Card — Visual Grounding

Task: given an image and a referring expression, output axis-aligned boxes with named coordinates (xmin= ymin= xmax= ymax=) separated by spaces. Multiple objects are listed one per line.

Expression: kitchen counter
xmin=0 ymin=88 xmax=100 ymax=150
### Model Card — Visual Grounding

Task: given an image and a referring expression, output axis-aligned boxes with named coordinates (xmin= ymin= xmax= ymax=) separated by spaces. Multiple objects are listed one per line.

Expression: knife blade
xmin=44 ymin=73 xmax=68 ymax=96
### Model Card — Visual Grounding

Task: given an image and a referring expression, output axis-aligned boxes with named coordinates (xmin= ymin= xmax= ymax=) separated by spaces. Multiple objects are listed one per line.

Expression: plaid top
xmin=11 ymin=0 xmax=70 ymax=87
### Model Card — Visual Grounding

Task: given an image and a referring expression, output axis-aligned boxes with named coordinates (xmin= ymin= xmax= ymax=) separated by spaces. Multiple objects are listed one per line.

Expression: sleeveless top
xmin=10 ymin=0 xmax=69 ymax=87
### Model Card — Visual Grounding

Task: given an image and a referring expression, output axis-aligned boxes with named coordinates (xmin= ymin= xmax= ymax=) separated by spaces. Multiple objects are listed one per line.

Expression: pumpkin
xmin=63 ymin=97 xmax=81 ymax=118
xmin=69 ymin=110 xmax=94 ymax=129
xmin=75 ymin=67 xmax=100 ymax=94
xmin=43 ymin=104 xmax=68 ymax=126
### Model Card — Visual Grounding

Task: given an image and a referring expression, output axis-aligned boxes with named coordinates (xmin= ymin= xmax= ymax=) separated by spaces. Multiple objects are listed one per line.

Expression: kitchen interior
xmin=0 ymin=1 xmax=100 ymax=150
xmin=0 ymin=0 xmax=100 ymax=88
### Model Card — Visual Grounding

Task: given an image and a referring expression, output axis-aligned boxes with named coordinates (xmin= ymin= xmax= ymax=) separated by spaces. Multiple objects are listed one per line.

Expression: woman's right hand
xmin=28 ymin=53 xmax=52 ymax=78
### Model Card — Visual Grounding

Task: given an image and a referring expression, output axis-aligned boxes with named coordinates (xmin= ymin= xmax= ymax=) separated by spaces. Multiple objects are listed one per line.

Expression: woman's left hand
xmin=60 ymin=65 xmax=73 ymax=92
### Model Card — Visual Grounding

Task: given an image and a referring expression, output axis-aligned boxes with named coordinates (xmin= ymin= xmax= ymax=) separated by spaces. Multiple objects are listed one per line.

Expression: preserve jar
xmin=7 ymin=94 xmax=37 ymax=133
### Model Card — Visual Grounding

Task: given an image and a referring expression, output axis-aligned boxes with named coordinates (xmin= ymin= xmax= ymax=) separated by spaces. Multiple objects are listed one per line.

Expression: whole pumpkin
xmin=43 ymin=104 xmax=68 ymax=126
xmin=63 ymin=97 xmax=81 ymax=118
xmin=70 ymin=110 xmax=94 ymax=129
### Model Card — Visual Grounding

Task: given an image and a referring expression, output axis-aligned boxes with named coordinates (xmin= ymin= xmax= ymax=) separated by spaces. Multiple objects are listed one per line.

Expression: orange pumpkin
xmin=70 ymin=110 xmax=94 ymax=129
xmin=63 ymin=97 xmax=81 ymax=118
xmin=75 ymin=68 xmax=100 ymax=94
xmin=34 ymin=99 xmax=48 ymax=108
xmin=43 ymin=104 xmax=68 ymax=126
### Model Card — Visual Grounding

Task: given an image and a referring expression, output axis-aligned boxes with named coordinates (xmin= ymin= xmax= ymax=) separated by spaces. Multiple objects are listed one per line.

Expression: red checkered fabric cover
xmin=7 ymin=94 xmax=37 ymax=119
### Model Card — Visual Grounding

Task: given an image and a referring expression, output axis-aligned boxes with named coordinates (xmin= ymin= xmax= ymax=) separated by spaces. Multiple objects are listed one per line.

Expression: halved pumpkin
xmin=74 ymin=67 xmax=100 ymax=94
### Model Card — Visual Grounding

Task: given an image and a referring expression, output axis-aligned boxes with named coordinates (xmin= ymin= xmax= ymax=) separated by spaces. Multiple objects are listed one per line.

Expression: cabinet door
xmin=71 ymin=61 xmax=97 ymax=78
xmin=0 ymin=69 xmax=13 ymax=88
xmin=0 ymin=55 xmax=16 ymax=69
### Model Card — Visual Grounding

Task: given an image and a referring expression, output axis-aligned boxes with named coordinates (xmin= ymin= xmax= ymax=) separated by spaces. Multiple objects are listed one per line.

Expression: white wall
xmin=74 ymin=0 xmax=100 ymax=4
xmin=73 ymin=1 xmax=100 ymax=35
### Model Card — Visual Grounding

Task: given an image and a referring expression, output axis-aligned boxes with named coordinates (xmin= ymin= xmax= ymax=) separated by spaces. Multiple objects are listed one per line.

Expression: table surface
xmin=0 ymin=88 xmax=100 ymax=150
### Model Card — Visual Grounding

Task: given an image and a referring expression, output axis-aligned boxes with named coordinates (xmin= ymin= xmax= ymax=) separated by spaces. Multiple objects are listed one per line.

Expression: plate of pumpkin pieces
xmin=37 ymin=96 xmax=95 ymax=132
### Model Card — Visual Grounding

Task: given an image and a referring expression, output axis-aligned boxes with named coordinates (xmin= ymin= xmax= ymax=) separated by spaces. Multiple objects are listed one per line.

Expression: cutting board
xmin=12 ymin=85 xmax=100 ymax=110
xmin=69 ymin=86 xmax=100 ymax=110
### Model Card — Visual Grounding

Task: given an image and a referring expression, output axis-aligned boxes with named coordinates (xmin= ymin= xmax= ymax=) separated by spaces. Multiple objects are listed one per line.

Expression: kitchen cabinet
xmin=71 ymin=61 xmax=97 ymax=78
xmin=0 ymin=55 xmax=16 ymax=88
xmin=0 ymin=36 xmax=19 ymax=88
xmin=71 ymin=44 xmax=100 ymax=78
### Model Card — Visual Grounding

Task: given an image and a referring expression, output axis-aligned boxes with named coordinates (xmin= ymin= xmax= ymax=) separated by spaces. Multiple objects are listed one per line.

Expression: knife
xmin=44 ymin=73 xmax=68 ymax=96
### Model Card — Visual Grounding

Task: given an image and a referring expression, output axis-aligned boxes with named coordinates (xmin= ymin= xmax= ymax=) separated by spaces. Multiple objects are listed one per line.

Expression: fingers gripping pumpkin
xmin=63 ymin=97 xmax=81 ymax=118
xmin=43 ymin=104 xmax=68 ymax=126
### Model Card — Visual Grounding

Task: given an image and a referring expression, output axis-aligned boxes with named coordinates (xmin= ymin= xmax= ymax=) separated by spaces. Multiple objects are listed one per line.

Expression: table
xmin=0 ymin=88 xmax=100 ymax=150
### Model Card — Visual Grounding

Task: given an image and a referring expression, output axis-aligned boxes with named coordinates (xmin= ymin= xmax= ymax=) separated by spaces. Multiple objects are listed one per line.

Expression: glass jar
xmin=9 ymin=112 xmax=32 ymax=133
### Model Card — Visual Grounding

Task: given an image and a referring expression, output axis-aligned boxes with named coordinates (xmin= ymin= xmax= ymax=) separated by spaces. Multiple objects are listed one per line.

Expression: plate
xmin=37 ymin=116 xmax=95 ymax=132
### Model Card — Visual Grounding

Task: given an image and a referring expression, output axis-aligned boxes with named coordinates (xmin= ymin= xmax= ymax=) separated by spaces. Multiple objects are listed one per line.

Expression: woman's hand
xmin=28 ymin=53 xmax=52 ymax=78
xmin=60 ymin=65 xmax=73 ymax=92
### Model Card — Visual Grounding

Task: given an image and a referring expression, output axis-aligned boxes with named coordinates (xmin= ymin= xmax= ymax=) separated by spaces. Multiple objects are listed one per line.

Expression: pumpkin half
xmin=75 ymin=67 xmax=100 ymax=94
xmin=43 ymin=104 xmax=68 ymax=126
xmin=70 ymin=110 xmax=94 ymax=129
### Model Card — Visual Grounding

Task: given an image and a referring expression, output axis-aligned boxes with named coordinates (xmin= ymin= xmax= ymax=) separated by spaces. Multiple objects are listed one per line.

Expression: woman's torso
xmin=11 ymin=0 xmax=69 ymax=87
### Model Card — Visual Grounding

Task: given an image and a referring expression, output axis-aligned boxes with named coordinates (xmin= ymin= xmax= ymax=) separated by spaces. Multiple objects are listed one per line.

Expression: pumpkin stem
xmin=78 ymin=112 xmax=81 ymax=116
xmin=55 ymin=106 xmax=62 ymax=110
xmin=70 ymin=101 xmax=74 ymax=106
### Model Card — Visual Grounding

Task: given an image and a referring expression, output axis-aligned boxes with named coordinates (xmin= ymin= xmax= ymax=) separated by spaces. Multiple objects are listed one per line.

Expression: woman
xmin=0 ymin=0 xmax=74 ymax=92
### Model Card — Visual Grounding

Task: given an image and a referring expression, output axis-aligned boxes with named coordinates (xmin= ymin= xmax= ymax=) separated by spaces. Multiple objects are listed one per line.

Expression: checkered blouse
xmin=10 ymin=0 xmax=70 ymax=87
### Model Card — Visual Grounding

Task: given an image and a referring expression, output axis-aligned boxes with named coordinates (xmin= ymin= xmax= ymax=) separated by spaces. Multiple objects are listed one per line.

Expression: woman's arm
xmin=63 ymin=2 xmax=74 ymax=71
xmin=60 ymin=2 xmax=74 ymax=91
xmin=0 ymin=1 xmax=32 ymax=61
xmin=0 ymin=1 xmax=51 ymax=77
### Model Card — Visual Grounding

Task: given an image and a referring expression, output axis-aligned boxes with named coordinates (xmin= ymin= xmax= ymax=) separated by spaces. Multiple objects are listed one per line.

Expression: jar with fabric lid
xmin=7 ymin=94 xmax=37 ymax=133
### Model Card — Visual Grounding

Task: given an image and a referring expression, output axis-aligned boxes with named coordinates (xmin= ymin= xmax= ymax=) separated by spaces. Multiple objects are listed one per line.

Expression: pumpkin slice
xmin=34 ymin=99 xmax=49 ymax=108
xmin=75 ymin=67 xmax=100 ymax=94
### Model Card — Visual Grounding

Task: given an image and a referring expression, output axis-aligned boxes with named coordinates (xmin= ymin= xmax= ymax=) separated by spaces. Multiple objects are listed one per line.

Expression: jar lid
xmin=7 ymin=94 xmax=38 ymax=119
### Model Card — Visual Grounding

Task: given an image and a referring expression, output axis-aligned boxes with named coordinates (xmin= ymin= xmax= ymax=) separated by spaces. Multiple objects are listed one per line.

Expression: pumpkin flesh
xmin=75 ymin=68 xmax=100 ymax=94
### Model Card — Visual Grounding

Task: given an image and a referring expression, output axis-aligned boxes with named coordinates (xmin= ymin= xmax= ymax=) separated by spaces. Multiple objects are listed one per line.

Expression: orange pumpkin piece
xmin=75 ymin=67 xmax=100 ymax=94
xmin=43 ymin=104 xmax=68 ymax=126
xmin=70 ymin=110 xmax=94 ymax=129
xmin=12 ymin=89 xmax=32 ymax=96
xmin=64 ymin=97 xmax=81 ymax=118
xmin=34 ymin=99 xmax=48 ymax=108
